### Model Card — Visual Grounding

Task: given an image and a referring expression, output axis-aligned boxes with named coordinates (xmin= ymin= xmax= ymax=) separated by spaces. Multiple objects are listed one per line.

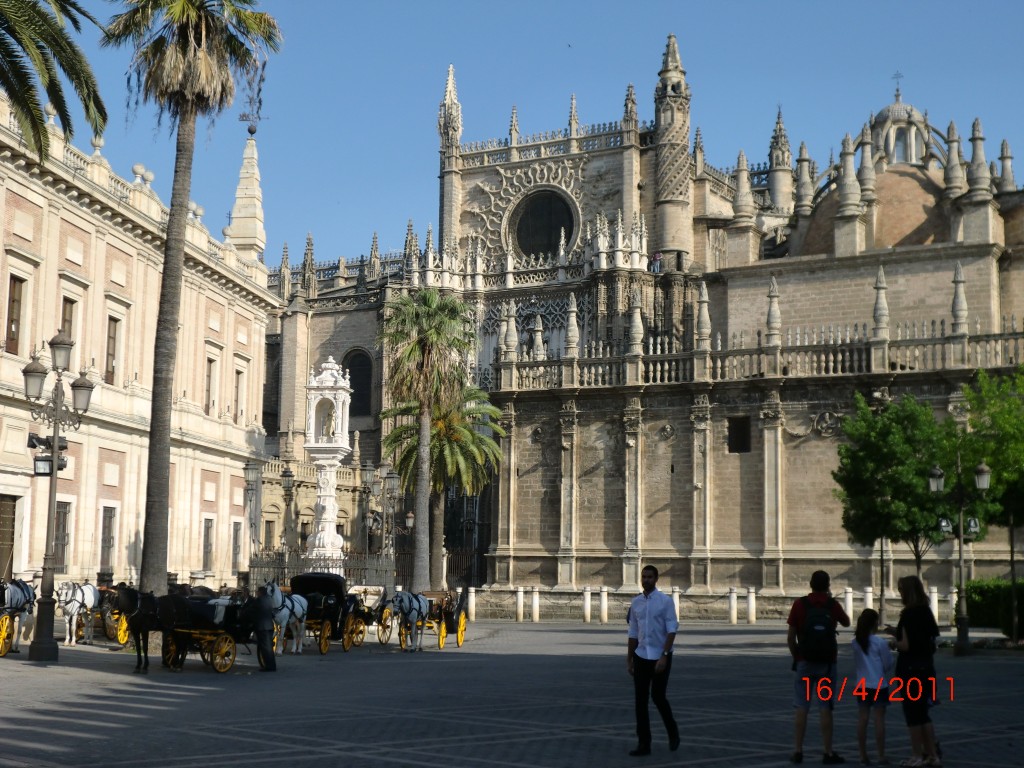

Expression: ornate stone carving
xmin=760 ymin=391 xmax=785 ymax=427
xmin=659 ymin=423 xmax=675 ymax=440
xmin=813 ymin=411 xmax=842 ymax=437
xmin=531 ymin=426 xmax=544 ymax=443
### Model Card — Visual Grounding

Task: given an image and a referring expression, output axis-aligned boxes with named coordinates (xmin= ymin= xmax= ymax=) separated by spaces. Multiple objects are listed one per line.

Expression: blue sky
xmin=65 ymin=0 xmax=1024 ymax=268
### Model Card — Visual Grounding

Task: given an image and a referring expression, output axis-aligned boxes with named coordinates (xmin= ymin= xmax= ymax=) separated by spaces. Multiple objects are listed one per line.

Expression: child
xmin=851 ymin=608 xmax=894 ymax=765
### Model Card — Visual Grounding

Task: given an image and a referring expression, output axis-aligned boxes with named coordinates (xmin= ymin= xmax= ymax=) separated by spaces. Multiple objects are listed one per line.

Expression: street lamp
xmin=280 ymin=465 xmax=295 ymax=551
xmin=243 ymin=460 xmax=262 ymax=553
xmin=929 ymin=459 xmax=990 ymax=655
xmin=22 ymin=331 xmax=94 ymax=663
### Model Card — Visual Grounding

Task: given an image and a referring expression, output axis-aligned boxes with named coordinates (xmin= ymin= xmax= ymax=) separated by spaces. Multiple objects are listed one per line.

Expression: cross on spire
xmin=891 ymin=70 xmax=904 ymax=100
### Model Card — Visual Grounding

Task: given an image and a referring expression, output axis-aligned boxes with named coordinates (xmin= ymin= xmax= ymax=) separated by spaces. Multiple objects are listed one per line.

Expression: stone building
xmin=267 ymin=35 xmax=1023 ymax=594
xmin=0 ymin=95 xmax=279 ymax=589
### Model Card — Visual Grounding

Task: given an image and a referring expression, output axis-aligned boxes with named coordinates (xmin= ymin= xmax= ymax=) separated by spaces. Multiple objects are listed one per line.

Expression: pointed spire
xmin=999 ymin=139 xmax=1016 ymax=193
xmin=795 ymin=142 xmax=813 ymax=216
xmin=437 ymin=64 xmax=462 ymax=147
xmin=857 ymin=124 xmax=876 ymax=202
xmin=278 ymin=243 xmax=291 ymax=300
xmin=568 ymin=93 xmax=579 ymax=135
xmin=695 ymin=281 xmax=711 ymax=351
xmin=425 ymin=223 xmax=435 ymax=257
xmin=872 ymin=266 xmax=889 ymax=340
xmin=564 ymin=293 xmax=580 ymax=359
xmin=228 ymin=132 xmax=267 ymax=261
xmin=944 ymin=121 xmax=965 ymax=199
xmin=509 ymin=105 xmax=520 ymax=145
xmin=951 ymin=262 xmax=968 ymax=335
xmin=765 ymin=276 xmax=782 ymax=347
xmin=504 ymin=301 xmax=520 ymax=359
xmin=661 ymin=33 xmax=683 ymax=75
xmin=280 ymin=242 xmax=290 ymax=269
xmin=732 ymin=150 xmax=755 ymax=223
xmin=403 ymin=220 xmax=416 ymax=257
xmin=623 ymin=84 xmax=637 ymax=126
xmin=301 ymin=233 xmax=317 ymax=299
xmin=531 ymin=314 xmax=546 ymax=361
xmin=967 ymin=118 xmax=992 ymax=200
xmin=837 ymin=134 xmax=862 ymax=216
xmin=656 ymin=34 xmax=688 ymax=100
xmin=769 ymin=107 xmax=791 ymax=169
xmin=369 ymin=231 xmax=379 ymax=261
xmin=693 ymin=126 xmax=703 ymax=152
xmin=368 ymin=232 xmax=380 ymax=280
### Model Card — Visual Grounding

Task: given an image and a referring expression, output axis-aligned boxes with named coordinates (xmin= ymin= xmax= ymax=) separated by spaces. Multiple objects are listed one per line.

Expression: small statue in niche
xmin=322 ymin=404 xmax=336 ymax=438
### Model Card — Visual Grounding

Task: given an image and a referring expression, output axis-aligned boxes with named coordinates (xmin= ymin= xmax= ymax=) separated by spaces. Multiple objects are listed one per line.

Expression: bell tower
xmin=653 ymin=34 xmax=693 ymax=270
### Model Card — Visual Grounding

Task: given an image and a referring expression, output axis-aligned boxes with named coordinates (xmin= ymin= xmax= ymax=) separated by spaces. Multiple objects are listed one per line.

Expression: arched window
xmin=893 ymin=128 xmax=908 ymax=163
xmin=345 ymin=351 xmax=373 ymax=417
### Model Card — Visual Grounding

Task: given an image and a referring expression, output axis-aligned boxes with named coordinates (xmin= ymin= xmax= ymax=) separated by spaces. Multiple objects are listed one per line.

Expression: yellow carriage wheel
xmin=341 ymin=613 xmax=356 ymax=652
xmin=0 ymin=614 xmax=12 ymax=657
xmin=377 ymin=607 xmax=393 ymax=645
xmin=117 ymin=614 xmax=130 ymax=646
xmin=211 ymin=635 xmax=236 ymax=673
xmin=318 ymin=622 xmax=331 ymax=655
xmin=456 ymin=611 xmax=467 ymax=647
xmin=437 ymin=619 xmax=447 ymax=650
xmin=353 ymin=618 xmax=367 ymax=647
xmin=272 ymin=624 xmax=279 ymax=652
xmin=161 ymin=634 xmax=179 ymax=667
xmin=103 ymin=610 xmax=119 ymax=641
xmin=199 ymin=644 xmax=211 ymax=665
xmin=398 ymin=622 xmax=408 ymax=650
xmin=75 ymin=615 xmax=85 ymax=641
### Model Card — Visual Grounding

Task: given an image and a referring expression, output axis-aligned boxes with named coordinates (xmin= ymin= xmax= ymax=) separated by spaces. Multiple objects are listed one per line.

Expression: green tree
xmin=834 ymin=393 xmax=947 ymax=576
xmin=382 ymin=386 xmax=504 ymax=588
xmin=0 ymin=0 xmax=107 ymax=159
xmin=378 ymin=288 xmax=476 ymax=591
xmin=103 ymin=0 xmax=280 ymax=594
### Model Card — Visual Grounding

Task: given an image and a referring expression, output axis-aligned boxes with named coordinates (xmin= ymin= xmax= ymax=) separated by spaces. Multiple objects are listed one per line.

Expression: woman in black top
xmin=894 ymin=575 xmax=940 ymax=767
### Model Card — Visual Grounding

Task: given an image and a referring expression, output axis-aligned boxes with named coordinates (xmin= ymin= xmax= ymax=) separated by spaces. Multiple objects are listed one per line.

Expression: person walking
xmin=851 ymin=608 xmax=893 ymax=765
xmin=626 ymin=565 xmax=680 ymax=757
xmin=254 ymin=586 xmax=277 ymax=672
xmin=787 ymin=570 xmax=851 ymax=764
xmin=893 ymin=576 xmax=940 ymax=767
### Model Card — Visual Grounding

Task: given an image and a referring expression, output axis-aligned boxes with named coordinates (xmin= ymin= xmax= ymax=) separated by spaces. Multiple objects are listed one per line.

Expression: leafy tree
xmin=103 ymin=0 xmax=280 ymax=594
xmin=0 ymin=0 xmax=107 ymax=159
xmin=834 ymin=393 xmax=947 ymax=576
xmin=378 ymin=288 xmax=476 ymax=591
xmin=382 ymin=386 xmax=504 ymax=588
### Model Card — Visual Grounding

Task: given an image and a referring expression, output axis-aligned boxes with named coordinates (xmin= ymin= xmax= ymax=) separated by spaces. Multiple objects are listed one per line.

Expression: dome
xmin=873 ymin=88 xmax=925 ymax=127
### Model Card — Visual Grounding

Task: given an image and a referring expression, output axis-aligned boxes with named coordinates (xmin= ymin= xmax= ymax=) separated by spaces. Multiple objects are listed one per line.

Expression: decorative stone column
xmin=556 ymin=399 xmax=579 ymax=589
xmin=303 ymin=357 xmax=352 ymax=561
xmin=760 ymin=390 xmax=785 ymax=593
xmin=621 ymin=396 xmax=643 ymax=591
xmin=492 ymin=401 xmax=517 ymax=586
xmin=689 ymin=392 xmax=712 ymax=592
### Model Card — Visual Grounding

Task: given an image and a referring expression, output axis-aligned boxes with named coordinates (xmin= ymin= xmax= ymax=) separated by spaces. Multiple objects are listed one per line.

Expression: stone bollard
xmin=583 ymin=587 xmax=592 ymax=623
xmin=728 ymin=587 xmax=738 ymax=625
xmin=531 ymin=586 xmax=540 ymax=623
xmin=948 ymin=588 xmax=957 ymax=626
xmin=843 ymin=587 xmax=854 ymax=619
xmin=600 ymin=586 xmax=608 ymax=624
xmin=864 ymin=586 xmax=874 ymax=610
xmin=515 ymin=586 xmax=524 ymax=622
xmin=928 ymin=585 xmax=939 ymax=622
xmin=746 ymin=587 xmax=757 ymax=624
xmin=672 ymin=586 xmax=681 ymax=620
xmin=468 ymin=587 xmax=476 ymax=622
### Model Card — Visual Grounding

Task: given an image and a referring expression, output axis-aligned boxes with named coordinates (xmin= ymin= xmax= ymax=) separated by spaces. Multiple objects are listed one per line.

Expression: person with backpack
xmin=787 ymin=570 xmax=851 ymax=765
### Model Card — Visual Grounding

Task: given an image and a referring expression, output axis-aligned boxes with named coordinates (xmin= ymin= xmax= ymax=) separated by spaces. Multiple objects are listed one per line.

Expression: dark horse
xmin=115 ymin=583 xmax=160 ymax=673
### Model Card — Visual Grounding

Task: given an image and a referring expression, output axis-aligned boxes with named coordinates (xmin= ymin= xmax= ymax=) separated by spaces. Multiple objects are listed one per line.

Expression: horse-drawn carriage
xmin=0 ymin=578 xmax=35 ymax=657
xmin=394 ymin=589 xmax=468 ymax=651
xmin=342 ymin=587 xmax=394 ymax=648
xmin=158 ymin=593 xmax=256 ymax=673
xmin=288 ymin=573 xmax=346 ymax=654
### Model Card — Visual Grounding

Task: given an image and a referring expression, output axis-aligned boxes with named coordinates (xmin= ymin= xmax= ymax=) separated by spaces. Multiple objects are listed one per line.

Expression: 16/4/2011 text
xmin=801 ymin=677 xmax=955 ymax=703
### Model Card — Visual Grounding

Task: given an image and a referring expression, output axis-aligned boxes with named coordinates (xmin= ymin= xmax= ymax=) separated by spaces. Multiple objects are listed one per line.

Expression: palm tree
xmin=103 ymin=0 xmax=280 ymax=594
xmin=0 ymin=0 xmax=107 ymax=160
xmin=378 ymin=288 xmax=476 ymax=592
xmin=382 ymin=386 xmax=504 ymax=589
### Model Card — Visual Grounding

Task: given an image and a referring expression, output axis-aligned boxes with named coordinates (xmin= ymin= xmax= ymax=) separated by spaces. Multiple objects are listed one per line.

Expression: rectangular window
xmin=231 ymin=521 xmax=241 ymax=575
xmin=100 ymin=507 xmax=115 ymax=571
xmin=299 ymin=520 xmax=311 ymax=549
xmin=204 ymin=358 xmax=216 ymax=416
xmin=727 ymin=416 xmax=752 ymax=454
xmin=263 ymin=520 xmax=275 ymax=550
xmin=202 ymin=519 xmax=214 ymax=571
xmin=233 ymin=369 xmax=243 ymax=424
xmin=104 ymin=316 xmax=120 ymax=385
xmin=54 ymin=501 xmax=71 ymax=570
xmin=5 ymin=276 xmax=24 ymax=356
xmin=60 ymin=297 xmax=75 ymax=337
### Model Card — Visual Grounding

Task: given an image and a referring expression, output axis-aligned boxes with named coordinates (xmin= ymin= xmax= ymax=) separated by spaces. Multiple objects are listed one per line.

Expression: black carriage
xmin=397 ymin=590 xmax=469 ymax=651
xmin=158 ymin=593 xmax=256 ymax=673
xmin=344 ymin=587 xmax=394 ymax=648
xmin=289 ymin=572 xmax=347 ymax=654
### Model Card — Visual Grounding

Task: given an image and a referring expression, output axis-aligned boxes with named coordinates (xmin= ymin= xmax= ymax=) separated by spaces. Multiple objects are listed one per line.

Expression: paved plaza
xmin=0 ymin=621 xmax=1019 ymax=768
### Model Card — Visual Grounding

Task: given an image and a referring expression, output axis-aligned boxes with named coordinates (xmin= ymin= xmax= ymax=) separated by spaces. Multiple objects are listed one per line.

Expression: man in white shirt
xmin=627 ymin=565 xmax=680 ymax=757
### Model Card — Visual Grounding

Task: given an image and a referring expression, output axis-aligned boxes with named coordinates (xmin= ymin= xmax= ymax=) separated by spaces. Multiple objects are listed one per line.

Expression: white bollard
xmin=468 ymin=587 xmax=476 ymax=623
xmin=672 ymin=586 xmax=681 ymax=620
xmin=928 ymin=586 xmax=939 ymax=622
xmin=515 ymin=586 xmax=524 ymax=622
xmin=531 ymin=586 xmax=540 ymax=623
xmin=864 ymin=586 xmax=874 ymax=610
xmin=600 ymin=586 xmax=608 ymax=624
xmin=583 ymin=587 xmax=592 ymax=623
xmin=948 ymin=588 xmax=958 ymax=626
xmin=728 ymin=586 xmax=737 ymax=625
xmin=746 ymin=587 xmax=757 ymax=624
xmin=844 ymin=587 xmax=854 ymax=619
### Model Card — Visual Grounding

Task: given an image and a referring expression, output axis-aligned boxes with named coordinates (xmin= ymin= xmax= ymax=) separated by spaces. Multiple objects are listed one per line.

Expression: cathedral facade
xmin=268 ymin=35 xmax=1023 ymax=594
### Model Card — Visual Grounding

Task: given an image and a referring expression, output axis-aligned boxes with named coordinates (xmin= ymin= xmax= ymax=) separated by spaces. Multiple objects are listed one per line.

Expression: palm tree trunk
xmin=430 ymin=492 xmax=445 ymax=590
xmin=412 ymin=405 xmax=431 ymax=592
xmin=139 ymin=104 xmax=197 ymax=595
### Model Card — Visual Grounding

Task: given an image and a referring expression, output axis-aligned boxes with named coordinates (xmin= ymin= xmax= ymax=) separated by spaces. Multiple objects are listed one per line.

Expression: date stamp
xmin=801 ymin=677 xmax=955 ymax=703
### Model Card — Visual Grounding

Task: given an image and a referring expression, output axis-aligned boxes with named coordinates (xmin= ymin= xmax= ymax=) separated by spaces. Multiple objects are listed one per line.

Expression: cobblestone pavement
xmin=0 ymin=621 xmax=1018 ymax=768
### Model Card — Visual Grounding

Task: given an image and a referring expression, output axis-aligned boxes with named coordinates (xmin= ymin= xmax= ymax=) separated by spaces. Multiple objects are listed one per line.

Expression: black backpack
xmin=798 ymin=596 xmax=837 ymax=663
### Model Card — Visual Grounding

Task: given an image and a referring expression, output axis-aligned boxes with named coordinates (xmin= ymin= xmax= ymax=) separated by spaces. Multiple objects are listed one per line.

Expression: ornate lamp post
xmin=22 ymin=331 xmax=94 ymax=663
xmin=929 ymin=459 xmax=990 ymax=655
xmin=243 ymin=461 xmax=262 ymax=574
xmin=280 ymin=465 xmax=295 ymax=551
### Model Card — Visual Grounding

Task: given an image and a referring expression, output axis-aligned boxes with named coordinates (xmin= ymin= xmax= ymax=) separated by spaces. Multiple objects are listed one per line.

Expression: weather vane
xmin=891 ymin=70 xmax=904 ymax=98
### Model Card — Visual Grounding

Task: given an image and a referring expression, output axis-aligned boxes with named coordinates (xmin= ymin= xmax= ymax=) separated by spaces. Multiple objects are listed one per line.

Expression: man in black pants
xmin=627 ymin=565 xmax=680 ymax=757
xmin=255 ymin=586 xmax=276 ymax=672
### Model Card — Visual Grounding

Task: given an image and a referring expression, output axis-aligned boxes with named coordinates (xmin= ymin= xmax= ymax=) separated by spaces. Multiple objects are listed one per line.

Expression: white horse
xmin=1 ymin=579 xmax=36 ymax=654
xmin=392 ymin=591 xmax=429 ymax=652
xmin=56 ymin=581 xmax=101 ymax=646
xmin=264 ymin=581 xmax=308 ymax=655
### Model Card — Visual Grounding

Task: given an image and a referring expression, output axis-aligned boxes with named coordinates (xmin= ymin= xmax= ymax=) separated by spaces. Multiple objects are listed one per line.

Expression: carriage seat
xmin=183 ymin=596 xmax=233 ymax=627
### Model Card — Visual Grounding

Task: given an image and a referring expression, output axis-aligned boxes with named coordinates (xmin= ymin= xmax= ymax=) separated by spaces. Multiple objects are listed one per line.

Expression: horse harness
xmin=278 ymin=593 xmax=304 ymax=625
xmin=60 ymin=583 xmax=88 ymax=616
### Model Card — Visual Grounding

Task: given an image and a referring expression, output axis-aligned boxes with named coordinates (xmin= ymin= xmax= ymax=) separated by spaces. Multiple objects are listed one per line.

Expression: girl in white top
xmin=851 ymin=608 xmax=895 ymax=765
